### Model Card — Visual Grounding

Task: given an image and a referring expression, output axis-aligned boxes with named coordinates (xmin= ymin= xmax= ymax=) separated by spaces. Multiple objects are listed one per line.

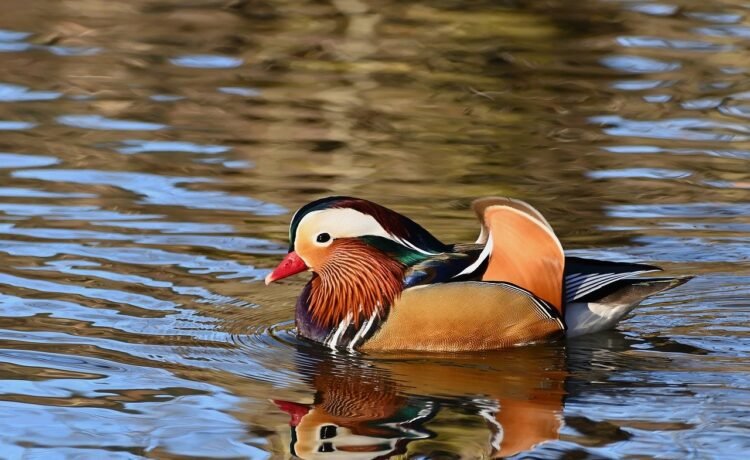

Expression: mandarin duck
xmin=265 ymin=196 xmax=690 ymax=352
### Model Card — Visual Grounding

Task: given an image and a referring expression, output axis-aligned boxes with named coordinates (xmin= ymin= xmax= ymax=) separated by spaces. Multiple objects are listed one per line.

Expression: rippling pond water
xmin=0 ymin=0 xmax=748 ymax=458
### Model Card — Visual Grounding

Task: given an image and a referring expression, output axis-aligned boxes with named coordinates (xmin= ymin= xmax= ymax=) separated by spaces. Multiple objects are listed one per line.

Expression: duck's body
xmin=266 ymin=196 xmax=690 ymax=352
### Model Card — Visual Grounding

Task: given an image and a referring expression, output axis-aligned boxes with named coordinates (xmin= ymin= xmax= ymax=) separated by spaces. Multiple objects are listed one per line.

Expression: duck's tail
xmin=565 ymin=276 xmax=692 ymax=337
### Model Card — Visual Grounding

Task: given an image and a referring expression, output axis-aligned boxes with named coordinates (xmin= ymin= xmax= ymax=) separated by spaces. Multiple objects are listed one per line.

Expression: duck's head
xmin=265 ymin=196 xmax=447 ymax=327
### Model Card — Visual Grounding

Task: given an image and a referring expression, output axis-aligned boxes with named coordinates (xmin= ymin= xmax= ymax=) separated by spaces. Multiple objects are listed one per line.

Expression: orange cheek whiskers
xmin=307 ymin=241 xmax=405 ymax=329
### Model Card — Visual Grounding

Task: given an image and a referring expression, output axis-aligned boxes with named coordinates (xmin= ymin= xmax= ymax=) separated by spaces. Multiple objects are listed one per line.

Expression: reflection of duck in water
xmin=274 ymin=345 xmax=567 ymax=458
xmin=274 ymin=373 xmax=435 ymax=459
xmin=265 ymin=196 xmax=691 ymax=352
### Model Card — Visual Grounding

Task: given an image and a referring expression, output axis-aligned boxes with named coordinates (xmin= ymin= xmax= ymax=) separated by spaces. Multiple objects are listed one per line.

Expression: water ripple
xmin=626 ymin=3 xmax=678 ymax=16
xmin=591 ymin=115 xmax=750 ymax=141
xmin=13 ymin=169 xmax=285 ymax=215
xmin=0 ymin=83 xmax=60 ymax=102
xmin=0 ymin=239 xmax=265 ymax=279
xmin=0 ymin=223 xmax=283 ymax=254
xmin=611 ymin=79 xmax=673 ymax=91
xmin=0 ymin=153 xmax=58 ymax=169
xmin=0 ymin=272 xmax=176 ymax=311
xmin=607 ymin=202 xmax=750 ymax=218
xmin=601 ymin=55 xmax=681 ymax=73
xmin=616 ymin=36 xmax=731 ymax=52
xmin=113 ymin=140 xmax=229 ymax=155
xmin=45 ymin=45 xmax=101 ymax=56
xmin=0 ymin=29 xmax=31 ymax=42
xmin=695 ymin=25 xmax=750 ymax=38
xmin=686 ymin=12 xmax=743 ymax=24
xmin=588 ymin=168 xmax=691 ymax=180
xmin=169 ymin=55 xmax=244 ymax=69
xmin=94 ymin=220 xmax=234 ymax=234
xmin=0 ymin=0 xmax=746 ymax=457
xmin=604 ymin=145 xmax=750 ymax=159
xmin=0 ymin=188 xmax=93 ymax=198
xmin=0 ymin=121 xmax=36 ymax=130
xmin=56 ymin=115 xmax=166 ymax=131
xmin=149 ymin=94 xmax=184 ymax=102
xmin=0 ymin=349 xmax=263 ymax=458
xmin=218 ymin=87 xmax=262 ymax=97
xmin=0 ymin=203 xmax=161 ymax=221
xmin=0 ymin=42 xmax=31 ymax=53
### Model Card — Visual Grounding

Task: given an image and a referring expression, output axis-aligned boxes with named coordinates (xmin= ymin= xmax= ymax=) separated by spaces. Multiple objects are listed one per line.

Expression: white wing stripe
xmin=575 ymin=276 xmax=635 ymax=298
xmin=567 ymin=273 xmax=622 ymax=299
xmin=575 ymin=273 xmax=625 ymax=292
xmin=568 ymin=272 xmax=628 ymax=294
xmin=565 ymin=270 xmax=657 ymax=301
xmin=453 ymin=231 xmax=493 ymax=278
xmin=565 ymin=274 xmax=585 ymax=283
xmin=578 ymin=272 xmax=646 ymax=294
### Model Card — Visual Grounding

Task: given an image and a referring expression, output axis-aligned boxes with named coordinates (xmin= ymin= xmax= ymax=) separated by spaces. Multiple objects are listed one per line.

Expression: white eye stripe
xmin=297 ymin=209 xmax=390 ymax=242
xmin=296 ymin=208 xmax=437 ymax=254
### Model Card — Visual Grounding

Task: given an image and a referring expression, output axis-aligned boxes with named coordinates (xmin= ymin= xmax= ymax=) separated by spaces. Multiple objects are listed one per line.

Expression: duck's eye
xmin=316 ymin=233 xmax=331 ymax=243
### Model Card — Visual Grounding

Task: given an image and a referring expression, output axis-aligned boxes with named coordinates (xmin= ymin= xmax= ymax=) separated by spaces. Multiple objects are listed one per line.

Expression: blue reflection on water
xmin=56 ymin=115 xmax=167 ymax=131
xmin=0 ymin=153 xmax=58 ymax=169
xmin=0 ymin=83 xmax=60 ymax=102
xmin=170 ymin=55 xmax=244 ymax=69
xmin=13 ymin=169 xmax=285 ymax=215
xmin=114 ymin=140 xmax=229 ymax=155
xmin=0 ymin=121 xmax=36 ymax=130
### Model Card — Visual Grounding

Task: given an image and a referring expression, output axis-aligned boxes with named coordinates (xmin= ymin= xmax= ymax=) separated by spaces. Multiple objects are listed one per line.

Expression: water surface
xmin=0 ymin=0 xmax=748 ymax=458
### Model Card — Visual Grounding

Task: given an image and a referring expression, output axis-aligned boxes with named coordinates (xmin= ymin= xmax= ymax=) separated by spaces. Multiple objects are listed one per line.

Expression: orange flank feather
xmin=308 ymin=239 xmax=405 ymax=328
xmin=481 ymin=205 xmax=565 ymax=313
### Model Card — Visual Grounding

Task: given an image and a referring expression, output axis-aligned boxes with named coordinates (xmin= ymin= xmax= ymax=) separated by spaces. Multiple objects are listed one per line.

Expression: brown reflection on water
xmin=272 ymin=345 xmax=567 ymax=459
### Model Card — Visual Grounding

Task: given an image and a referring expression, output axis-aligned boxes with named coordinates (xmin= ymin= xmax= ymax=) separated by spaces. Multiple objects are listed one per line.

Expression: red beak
xmin=265 ymin=251 xmax=308 ymax=285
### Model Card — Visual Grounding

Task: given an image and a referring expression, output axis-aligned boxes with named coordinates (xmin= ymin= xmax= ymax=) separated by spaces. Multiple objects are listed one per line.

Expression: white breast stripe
xmin=347 ymin=308 xmax=378 ymax=351
xmin=453 ymin=231 xmax=493 ymax=278
xmin=326 ymin=313 xmax=351 ymax=350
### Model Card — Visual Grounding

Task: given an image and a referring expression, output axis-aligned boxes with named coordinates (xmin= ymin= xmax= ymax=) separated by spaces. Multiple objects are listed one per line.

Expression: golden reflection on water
xmin=0 ymin=0 xmax=748 ymax=458
xmin=273 ymin=346 xmax=567 ymax=458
